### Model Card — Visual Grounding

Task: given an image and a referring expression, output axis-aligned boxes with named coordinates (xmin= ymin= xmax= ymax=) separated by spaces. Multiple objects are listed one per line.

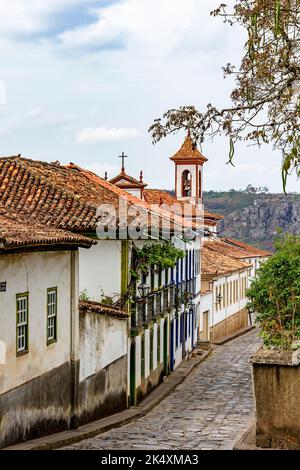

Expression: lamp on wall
xmin=138 ymin=281 xmax=150 ymax=299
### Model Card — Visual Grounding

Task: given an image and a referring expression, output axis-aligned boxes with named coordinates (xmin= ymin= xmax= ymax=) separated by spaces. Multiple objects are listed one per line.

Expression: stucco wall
xmin=78 ymin=310 xmax=128 ymax=423
xmin=0 ymin=250 xmax=76 ymax=448
xmin=253 ymin=358 xmax=300 ymax=449
xmin=0 ymin=251 xmax=72 ymax=394
xmin=79 ymin=240 xmax=122 ymax=301
xmin=79 ymin=310 xmax=128 ymax=381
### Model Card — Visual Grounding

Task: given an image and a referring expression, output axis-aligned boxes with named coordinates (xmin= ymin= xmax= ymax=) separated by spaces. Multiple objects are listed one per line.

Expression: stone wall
xmin=210 ymin=308 xmax=249 ymax=342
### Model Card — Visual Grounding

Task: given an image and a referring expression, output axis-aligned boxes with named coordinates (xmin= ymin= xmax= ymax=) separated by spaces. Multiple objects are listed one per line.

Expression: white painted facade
xmin=0 ymin=250 xmax=77 ymax=394
xmin=79 ymin=311 xmax=128 ymax=382
xmin=79 ymin=240 xmax=122 ymax=301
xmin=200 ymin=269 xmax=249 ymax=339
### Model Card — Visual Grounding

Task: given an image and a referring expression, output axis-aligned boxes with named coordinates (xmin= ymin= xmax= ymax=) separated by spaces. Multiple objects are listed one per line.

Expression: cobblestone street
xmin=64 ymin=329 xmax=261 ymax=450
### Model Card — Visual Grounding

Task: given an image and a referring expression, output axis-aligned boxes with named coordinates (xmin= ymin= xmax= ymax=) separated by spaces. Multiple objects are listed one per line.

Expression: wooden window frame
xmin=47 ymin=287 xmax=58 ymax=345
xmin=16 ymin=292 xmax=29 ymax=356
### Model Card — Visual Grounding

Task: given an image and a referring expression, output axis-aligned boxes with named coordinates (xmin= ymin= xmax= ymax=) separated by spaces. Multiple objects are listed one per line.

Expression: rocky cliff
xmin=204 ymin=193 xmax=300 ymax=251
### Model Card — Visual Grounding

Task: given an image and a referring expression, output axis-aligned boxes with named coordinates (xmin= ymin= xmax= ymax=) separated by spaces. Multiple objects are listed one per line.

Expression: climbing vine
xmin=130 ymin=242 xmax=185 ymax=281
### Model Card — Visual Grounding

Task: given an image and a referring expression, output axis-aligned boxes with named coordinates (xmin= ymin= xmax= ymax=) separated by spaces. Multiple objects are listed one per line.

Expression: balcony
xmin=162 ymin=288 xmax=169 ymax=312
xmin=148 ymin=294 xmax=155 ymax=319
xmin=155 ymin=290 xmax=162 ymax=316
xmin=131 ymin=300 xmax=145 ymax=331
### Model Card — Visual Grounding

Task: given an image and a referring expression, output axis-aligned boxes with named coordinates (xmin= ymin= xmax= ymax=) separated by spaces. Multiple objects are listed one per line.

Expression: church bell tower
xmin=170 ymin=131 xmax=208 ymax=207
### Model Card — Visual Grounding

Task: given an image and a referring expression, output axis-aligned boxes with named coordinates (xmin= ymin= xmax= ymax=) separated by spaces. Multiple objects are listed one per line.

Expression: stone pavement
xmin=63 ymin=329 xmax=261 ymax=450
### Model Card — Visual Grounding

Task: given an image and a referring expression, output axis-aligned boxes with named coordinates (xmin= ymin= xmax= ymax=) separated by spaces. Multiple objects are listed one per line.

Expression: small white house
xmin=0 ymin=213 xmax=93 ymax=448
xmin=200 ymin=244 xmax=252 ymax=343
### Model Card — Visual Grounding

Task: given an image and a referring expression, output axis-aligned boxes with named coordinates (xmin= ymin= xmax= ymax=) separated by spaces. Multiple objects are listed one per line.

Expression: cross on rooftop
xmin=118 ymin=152 xmax=128 ymax=172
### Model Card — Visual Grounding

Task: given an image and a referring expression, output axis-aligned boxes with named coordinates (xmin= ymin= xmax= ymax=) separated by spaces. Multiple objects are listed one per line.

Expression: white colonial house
xmin=200 ymin=243 xmax=252 ymax=343
xmin=0 ymin=211 xmax=93 ymax=448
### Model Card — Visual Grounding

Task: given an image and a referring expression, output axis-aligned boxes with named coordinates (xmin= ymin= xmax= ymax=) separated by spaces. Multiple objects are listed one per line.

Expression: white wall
xmin=79 ymin=312 xmax=128 ymax=382
xmin=79 ymin=240 xmax=122 ymax=301
xmin=0 ymin=251 xmax=73 ymax=394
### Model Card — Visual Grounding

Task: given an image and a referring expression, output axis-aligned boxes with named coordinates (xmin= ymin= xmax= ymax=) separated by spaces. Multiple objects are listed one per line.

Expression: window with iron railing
xmin=155 ymin=291 xmax=162 ymax=315
xmin=163 ymin=288 xmax=169 ymax=311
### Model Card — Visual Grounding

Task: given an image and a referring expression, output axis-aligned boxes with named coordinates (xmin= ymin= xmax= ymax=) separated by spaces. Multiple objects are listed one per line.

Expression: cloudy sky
xmin=0 ymin=0 xmax=298 ymax=192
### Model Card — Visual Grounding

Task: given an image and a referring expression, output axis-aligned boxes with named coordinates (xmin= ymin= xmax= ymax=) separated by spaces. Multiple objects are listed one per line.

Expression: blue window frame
xmin=185 ymin=251 xmax=188 ymax=280
xmin=176 ymin=260 xmax=179 ymax=284
xmin=176 ymin=317 xmax=179 ymax=348
xmin=180 ymin=314 xmax=184 ymax=344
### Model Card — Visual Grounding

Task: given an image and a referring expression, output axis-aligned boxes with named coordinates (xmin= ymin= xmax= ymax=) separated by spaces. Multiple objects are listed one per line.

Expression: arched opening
xmin=130 ymin=341 xmax=136 ymax=405
xmin=198 ymin=169 xmax=202 ymax=198
xmin=181 ymin=170 xmax=192 ymax=197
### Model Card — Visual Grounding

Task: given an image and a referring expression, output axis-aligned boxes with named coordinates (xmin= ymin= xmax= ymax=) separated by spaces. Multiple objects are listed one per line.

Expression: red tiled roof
xmin=204 ymin=237 xmax=271 ymax=260
xmin=201 ymin=245 xmax=251 ymax=277
xmin=170 ymin=134 xmax=208 ymax=164
xmin=0 ymin=208 xmax=94 ymax=251
xmin=221 ymin=238 xmax=272 ymax=258
xmin=79 ymin=300 xmax=129 ymax=319
xmin=109 ymin=170 xmax=147 ymax=188
xmin=144 ymin=189 xmax=223 ymax=222
xmin=0 ymin=156 xmax=191 ymax=234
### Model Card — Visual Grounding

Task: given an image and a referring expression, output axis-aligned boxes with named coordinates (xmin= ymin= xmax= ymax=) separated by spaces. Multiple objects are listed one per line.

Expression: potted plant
xmin=247 ymin=234 xmax=300 ymax=449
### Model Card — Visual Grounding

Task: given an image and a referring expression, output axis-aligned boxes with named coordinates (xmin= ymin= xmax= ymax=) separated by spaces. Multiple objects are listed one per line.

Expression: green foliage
xmin=132 ymin=242 xmax=185 ymax=278
xmin=149 ymin=1 xmax=300 ymax=186
xmin=101 ymin=295 xmax=114 ymax=306
xmin=79 ymin=289 xmax=91 ymax=301
xmin=247 ymin=233 xmax=300 ymax=350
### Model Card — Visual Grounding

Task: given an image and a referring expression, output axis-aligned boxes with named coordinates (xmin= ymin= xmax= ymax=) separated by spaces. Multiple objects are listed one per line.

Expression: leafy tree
xmin=247 ymin=233 xmax=300 ymax=350
xmin=149 ymin=1 xmax=300 ymax=190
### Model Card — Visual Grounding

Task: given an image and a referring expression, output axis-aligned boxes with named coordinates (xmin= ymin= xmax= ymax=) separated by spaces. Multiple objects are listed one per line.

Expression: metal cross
xmin=118 ymin=152 xmax=128 ymax=172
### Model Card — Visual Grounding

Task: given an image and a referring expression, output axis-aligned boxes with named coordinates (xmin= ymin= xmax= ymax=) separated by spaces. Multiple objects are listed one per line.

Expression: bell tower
xmin=170 ymin=131 xmax=208 ymax=207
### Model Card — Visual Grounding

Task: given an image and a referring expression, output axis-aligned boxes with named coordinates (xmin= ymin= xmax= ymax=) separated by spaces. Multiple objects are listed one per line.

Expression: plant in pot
xmin=246 ymin=233 xmax=300 ymax=449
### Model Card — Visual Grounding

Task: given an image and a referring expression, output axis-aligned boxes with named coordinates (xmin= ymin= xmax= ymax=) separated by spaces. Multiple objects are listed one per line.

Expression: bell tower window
xmin=181 ymin=170 xmax=191 ymax=197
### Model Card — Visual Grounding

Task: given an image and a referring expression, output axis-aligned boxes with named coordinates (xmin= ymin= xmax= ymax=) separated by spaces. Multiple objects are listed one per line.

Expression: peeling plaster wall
xmin=78 ymin=310 xmax=128 ymax=423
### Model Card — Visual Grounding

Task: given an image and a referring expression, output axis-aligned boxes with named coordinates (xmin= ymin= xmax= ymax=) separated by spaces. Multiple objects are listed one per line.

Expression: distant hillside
xmin=204 ymin=190 xmax=300 ymax=251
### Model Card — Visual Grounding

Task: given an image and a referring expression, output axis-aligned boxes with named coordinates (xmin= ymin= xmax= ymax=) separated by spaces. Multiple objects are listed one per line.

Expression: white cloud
xmin=0 ymin=108 xmax=77 ymax=135
xmin=58 ymin=0 xmax=224 ymax=55
xmin=76 ymin=126 xmax=140 ymax=144
xmin=0 ymin=0 xmax=98 ymax=36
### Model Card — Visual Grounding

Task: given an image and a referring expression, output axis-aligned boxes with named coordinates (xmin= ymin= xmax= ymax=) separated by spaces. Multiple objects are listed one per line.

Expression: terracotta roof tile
xmin=144 ymin=189 xmax=223 ymax=222
xmin=220 ymin=238 xmax=272 ymax=258
xmin=204 ymin=237 xmax=271 ymax=259
xmin=170 ymin=134 xmax=208 ymax=163
xmin=201 ymin=245 xmax=251 ymax=277
xmin=0 ymin=156 xmax=189 ymax=234
xmin=109 ymin=170 xmax=147 ymax=188
xmin=79 ymin=300 xmax=129 ymax=319
xmin=0 ymin=207 xmax=94 ymax=251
